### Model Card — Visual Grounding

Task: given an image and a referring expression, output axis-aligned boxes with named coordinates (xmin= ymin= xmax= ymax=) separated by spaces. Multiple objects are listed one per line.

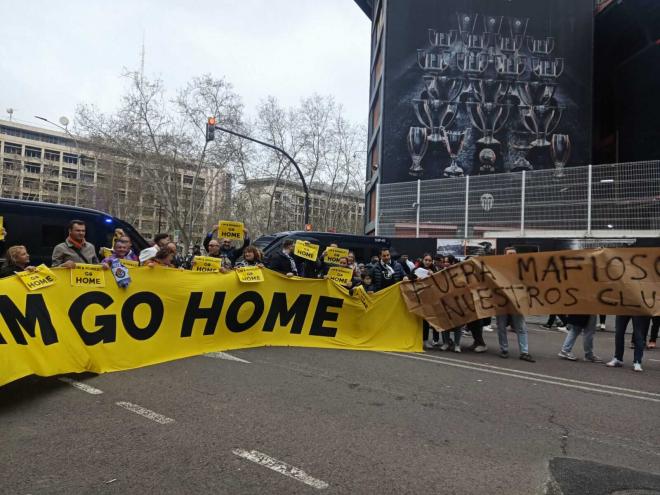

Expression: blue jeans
xmin=496 ymin=314 xmax=528 ymax=354
xmin=441 ymin=328 xmax=462 ymax=347
xmin=614 ymin=315 xmax=650 ymax=364
xmin=561 ymin=316 xmax=596 ymax=358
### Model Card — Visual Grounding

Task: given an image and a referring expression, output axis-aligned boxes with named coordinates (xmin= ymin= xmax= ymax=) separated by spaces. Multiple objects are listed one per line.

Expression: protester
xmin=203 ymin=226 xmax=250 ymax=266
xmin=138 ymin=233 xmax=170 ymax=262
xmin=316 ymin=243 xmax=339 ymax=278
xmin=466 ymin=319 xmax=488 ymax=353
xmin=52 ymin=220 xmax=100 ymax=268
xmin=598 ymin=315 xmax=607 ymax=331
xmin=165 ymin=242 xmax=185 ymax=268
xmin=0 ymin=245 xmax=35 ymax=278
xmin=139 ymin=245 xmax=159 ymax=265
xmin=557 ymin=315 xmax=603 ymax=362
xmin=0 ymin=227 xmax=6 ymax=254
xmin=399 ymin=254 xmax=415 ymax=276
xmin=234 ymin=246 xmax=264 ymax=268
xmin=265 ymin=239 xmax=297 ymax=276
xmin=101 ymin=239 xmax=135 ymax=267
xmin=143 ymin=248 xmax=175 ymax=268
xmin=182 ymin=245 xmax=202 ymax=270
xmin=346 ymin=252 xmax=360 ymax=277
xmin=647 ymin=316 xmax=659 ymax=350
xmin=496 ymin=247 xmax=535 ymax=362
xmin=361 ymin=273 xmax=375 ymax=293
xmin=370 ymin=247 xmax=405 ymax=292
xmin=542 ymin=315 xmax=567 ymax=331
xmin=204 ymin=238 xmax=233 ymax=270
xmin=414 ymin=254 xmax=441 ymax=349
xmin=606 ymin=315 xmax=651 ymax=372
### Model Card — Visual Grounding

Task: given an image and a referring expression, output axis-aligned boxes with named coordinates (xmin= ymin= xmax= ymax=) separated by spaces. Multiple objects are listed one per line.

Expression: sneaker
xmin=507 ymin=325 xmax=514 ymax=332
xmin=483 ymin=325 xmax=493 ymax=332
xmin=423 ymin=343 xmax=434 ymax=351
xmin=520 ymin=353 xmax=536 ymax=363
xmin=598 ymin=323 xmax=606 ymax=331
xmin=439 ymin=343 xmax=450 ymax=351
xmin=606 ymin=358 xmax=623 ymax=368
xmin=633 ymin=362 xmax=643 ymax=372
xmin=453 ymin=345 xmax=461 ymax=353
xmin=648 ymin=342 xmax=656 ymax=349
xmin=499 ymin=350 xmax=509 ymax=358
xmin=541 ymin=324 xmax=552 ymax=329
xmin=557 ymin=326 xmax=568 ymax=333
xmin=556 ymin=320 xmax=565 ymax=327
xmin=462 ymin=329 xmax=471 ymax=337
xmin=558 ymin=350 xmax=577 ymax=361
xmin=584 ymin=354 xmax=604 ymax=363
xmin=432 ymin=341 xmax=440 ymax=347
xmin=474 ymin=345 xmax=488 ymax=353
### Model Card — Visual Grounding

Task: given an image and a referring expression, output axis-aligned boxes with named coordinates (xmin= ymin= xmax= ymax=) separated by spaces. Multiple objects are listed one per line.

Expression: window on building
xmin=4 ymin=142 xmax=22 ymax=155
xmin=25 ymin=146 xmax=42 ymax=159
xmin=62 ymin=168 xmax=77 ymax=180
xmin=63 ymin=153 xmax=78 ymax=164
xmin=23 ymin=178 xmax=39 ymax=189
xmin=44 ymin=150 xmax=60 ymax=162
xmin=183 ymin=175 xmax=194 ymax=185
xmin=44 ymin=180 xmax=59 ymax=192
xmin=3 ymin=159 xmax=19 ymax=171
xmin=44 ymin=165 xmax=59 ymax=177
xmin=80 ymin=172 xmax=94 ymax=183
xmin=25 ymin=163 xmax=41 ymax=174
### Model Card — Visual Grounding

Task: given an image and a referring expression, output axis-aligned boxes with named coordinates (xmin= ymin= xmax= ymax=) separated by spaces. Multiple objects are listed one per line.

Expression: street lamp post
xmin=34 ymin=115 xmax=83 ymax=207
xmin=212 ymin=124 xmax=310 ymax=226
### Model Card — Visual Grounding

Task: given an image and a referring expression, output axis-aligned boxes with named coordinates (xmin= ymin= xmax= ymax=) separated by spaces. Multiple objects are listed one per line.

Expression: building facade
xmin=0 ymin=119 xmax=230 ymax=243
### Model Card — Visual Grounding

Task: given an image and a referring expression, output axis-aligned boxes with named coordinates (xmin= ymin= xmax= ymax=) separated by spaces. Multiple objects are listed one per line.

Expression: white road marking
xmin=115 ymin=401 xmax=175 ymax=424
xmin=232 ymin=449 xmax=328 ymax=490
xmin=58 ymin=377 xmax=103 ymax=395
xmin=204 ymin=352 xmax=250 ymax=363
xmin=649 ymin=359 xmax=660 ymax=363
xmin=387 ymin=352 xmax=660 ymax=404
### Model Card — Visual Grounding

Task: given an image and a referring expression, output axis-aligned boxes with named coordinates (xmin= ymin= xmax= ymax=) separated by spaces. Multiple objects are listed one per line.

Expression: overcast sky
xmin=0 ymin=0 xmax=371 ymax=129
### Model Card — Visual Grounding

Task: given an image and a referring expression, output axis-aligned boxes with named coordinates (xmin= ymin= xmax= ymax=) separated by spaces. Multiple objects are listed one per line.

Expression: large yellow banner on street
xmin=0 ymin=267 xmax=421 ymax=387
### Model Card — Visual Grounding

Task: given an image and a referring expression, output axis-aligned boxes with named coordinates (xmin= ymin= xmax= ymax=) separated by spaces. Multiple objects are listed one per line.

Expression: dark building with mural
xmin=356 ymin=0 xmax=659 ymax=246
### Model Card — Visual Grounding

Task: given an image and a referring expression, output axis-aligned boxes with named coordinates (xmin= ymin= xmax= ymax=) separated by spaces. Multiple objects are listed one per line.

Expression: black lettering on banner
xmin=430 ymin=271 xmax=450 ymax=294
xmin=517 ymin=257 xmax=538 ymax=282
xmin=605 ymin=256 xmax=625 ymax=281
xmin=641 ymin=290 xmax=657 ymax=309
xmin=629 ymin=254 xmax=648 ymax=280
xmin=544 ymin=288 xmax=562 ymax=305
xmin=263 ymin=293 xmax=312 ymax=334
xmin=590 ymin=255 xmax=599 ymax=282
xmin=121 ymin=292 xmax=163 ymax=341
xmin=476 ymin=288 xmax=494 ymax=310
xmin=460 ymin=293 xmax=476 ymax=313
xmin=560 ymin=256 xmax=584 ymax=281
xmin=0 ymin=294 xmax=58 ymax=345
xmin=655 ymin=256 xmax=660 ymax=276
xmin=460 ymin=261 xmax=481 ymax=285
xmin=504 ymin=285 xmax=524 ymax=309
xmin=226 ymin=291 xmax=264 ymax=333
xmin=448 ymin=267 xmax=466 ymax=289
xmin=541 ymin=256 xmax=561 ymax=283
xmin=492 ymin=287 xmax=509 ymax=307
xmin=527 ymin=286 xmax=544 ymax=308
xmin=565 ymin=288 xmax=579 ymax=307
xmin=597 ymin=288 xmax=617 ymax=307
xmin=181 ymin=292 xmax=226 ymax=337
xmin=440 ymin=296 xmax=465 ymax=321
xmin=68 ymin=292 xmax=116 ymax=345
xmin=619 ymin=290 xmax=641 ymax=309
xmin=309 ymin=296 xmax=343 ymax=337
xmin=478 ymin=260 xmax=496 ymax=281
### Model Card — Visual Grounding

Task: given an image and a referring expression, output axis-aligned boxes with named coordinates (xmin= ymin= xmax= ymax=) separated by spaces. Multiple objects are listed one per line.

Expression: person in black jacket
xmin=370 ymin=247 xmax=406 ymax=291
xmin=558 ymin=315 xmax=603 ymax=363
xmin=203 ymin=227 xmax=250 ymax=266
xmin=265 ymin=239 xmax=297 ymax=277
xmin=0 ymin=245 xmax=35 ymax=278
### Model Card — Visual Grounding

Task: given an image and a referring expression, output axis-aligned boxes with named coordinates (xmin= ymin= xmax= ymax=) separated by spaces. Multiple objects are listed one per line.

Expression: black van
xmin=254 ymin=231 xmax=390 ymax=265
xmin=0 ymin=199 xmax=149 ymax=266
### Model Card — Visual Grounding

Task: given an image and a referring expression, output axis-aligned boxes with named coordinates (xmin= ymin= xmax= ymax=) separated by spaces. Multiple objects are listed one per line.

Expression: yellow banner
xmin=327 ymin=266 xmax=354 ymax=285
xmin=16 ymin=265 xmax=56 ymax=291
xmin=0 ymin=216 xmax=4 ymax=240
xmin=294 ymin=240 xmax=319 ymax=261
xmin=235 ymin=266 xmax=265 ymax=283
xmin=101 ymin=247 xmax=113 ymax=259
xmin=70 ymin=264 xmax=106 ymax=288
xmin=192 ymin=256 xmax=221 ymax=273
xmin=120 ymin=259 xmax=140 ymax=268
xmin=325 ymin=247 xmax=349 ymax=264
xmin=0 ymin=267 xmax=421 ymax=386
xmin=218 ymin=221 xmax=244 ymax=241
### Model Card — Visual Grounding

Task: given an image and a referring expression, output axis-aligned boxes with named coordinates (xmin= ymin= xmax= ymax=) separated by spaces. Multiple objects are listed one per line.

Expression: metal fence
xmin=377 ymin=161 xmax=660 ymax=238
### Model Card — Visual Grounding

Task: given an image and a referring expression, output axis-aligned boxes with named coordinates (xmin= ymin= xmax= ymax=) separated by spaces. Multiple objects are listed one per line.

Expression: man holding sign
xmin=203 ymin=222 xmax=250 ymax=267
xmin=52 ymin=220 xmax=100 ymax=268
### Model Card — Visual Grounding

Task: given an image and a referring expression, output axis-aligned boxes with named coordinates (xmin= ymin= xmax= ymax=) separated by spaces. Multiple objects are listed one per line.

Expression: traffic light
xmin=206 ymin=117 xmax=216 ymax=142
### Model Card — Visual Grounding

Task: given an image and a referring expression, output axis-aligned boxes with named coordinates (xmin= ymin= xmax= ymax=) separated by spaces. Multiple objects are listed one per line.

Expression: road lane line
xmin=204 ymin=352 xmax=251 ymax=363
xmin=115 ymin=402 xmax=175 ymax=424
xmin=232 ymin=449 xmax=328 ymax=489
xmin=397 ymin=352 xmax=660 ymax=398
xmin=58 ymin=377 xmax=103 ymax=395
xmin=387 ymin=353 xmax=660 ymax=404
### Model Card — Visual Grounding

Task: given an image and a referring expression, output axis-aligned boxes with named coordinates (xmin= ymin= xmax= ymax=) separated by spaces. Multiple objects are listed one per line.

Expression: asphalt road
xmin=2 ymin=322 xmax=659 ymax=494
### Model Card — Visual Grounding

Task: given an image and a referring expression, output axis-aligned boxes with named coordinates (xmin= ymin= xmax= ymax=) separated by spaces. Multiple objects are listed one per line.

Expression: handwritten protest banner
xmin=192 ymin=256 xmax=221 ymax=273
xmin=400 ymin=248 xmax=660 ymax=331
xmin=70 ymin=264 xmax=106 ymax=288
xmin=218 ymin=221 xmax=244 ymax=241
xmin=235 ymin=266 xmax=264 ymax=283
xmin=294 ymin=240 xmax=320 ymax=261
xmin=327 ymin=266 xmax=354 ymax=286
xmin=325 ymin=247 xmax=349 ymax=264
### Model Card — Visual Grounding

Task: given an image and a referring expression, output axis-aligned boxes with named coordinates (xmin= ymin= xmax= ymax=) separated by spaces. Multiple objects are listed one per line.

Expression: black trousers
xmin=467 ymin=319 xmax=486 ymax=346
xmin=422 ymin=320 xmax=440 ymax=343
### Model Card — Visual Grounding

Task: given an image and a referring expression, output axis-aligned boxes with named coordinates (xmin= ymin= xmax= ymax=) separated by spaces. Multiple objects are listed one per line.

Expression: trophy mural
xmin=406 ymin=10 xmax=570 ymax=178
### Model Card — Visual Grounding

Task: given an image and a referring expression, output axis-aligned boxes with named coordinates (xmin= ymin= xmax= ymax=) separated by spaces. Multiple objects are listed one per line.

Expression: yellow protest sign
xmin=119 ymin=259 xmax=139 ymax=268
xmin=101 ymin=247 xmax=113 ymax=259
xmin=327 ymin=266 xmax=354 ymax=286
xmin=70 ymin=264 xmax=106 ymax=288
xmin=192 ymin=256 xmax=221 ymax=273
xmin=294 ymin=240 xmax=320 ymax=261
xmin=235 ymin=266 xmax=265 ymax=283
xmin=16 ymin=265 xmax=56 ymax=291
xmin=0 ymin=216 xmax=4 ymax=240
xmin=325 ymin=247 xmax=349 ymax=264
xmin=218 ymin=221 xmax=244 ymax=241
xmin=354 ymin=284 xmax=372 ymax=310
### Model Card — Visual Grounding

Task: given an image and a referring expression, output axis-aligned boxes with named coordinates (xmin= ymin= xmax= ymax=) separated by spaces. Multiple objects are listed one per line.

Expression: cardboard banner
xmin=294 ymin=240 xmax=320 ymax=261
xmin=16 ymin=265 xmax=56 ymax=291
xmin=218 ymin=221 xmax=244 ymax=241
xmin=235 ymin=266 xmax=264 ymax=283
xmin=192 ymin=256 xmax=221 ymax=273
xmin=70 ymin=264 xmax=105 ymax=288
xmin=325 ymin=247 xmax=349 ymax=264
xmin=400 ymin=248 xmax=660 ymax=331
xmin=0 ymin=267 xmax=420 ymax=387
xmin=327 ymin=267 xmax=354 ymax=286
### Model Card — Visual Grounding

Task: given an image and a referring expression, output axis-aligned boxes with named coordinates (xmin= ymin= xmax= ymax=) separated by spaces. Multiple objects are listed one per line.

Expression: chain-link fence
xmin=377 ymin=160 xmax=660 ymax=237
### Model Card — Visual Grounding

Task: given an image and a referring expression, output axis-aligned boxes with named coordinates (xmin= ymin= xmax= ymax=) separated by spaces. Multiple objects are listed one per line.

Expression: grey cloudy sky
xmin=0 ymin=0 xmax=371 ymax=128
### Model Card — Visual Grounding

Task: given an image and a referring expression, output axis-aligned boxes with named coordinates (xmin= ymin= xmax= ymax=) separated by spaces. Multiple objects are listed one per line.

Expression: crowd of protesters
xmin=0 ymin=219 xmax=657 ymax=372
